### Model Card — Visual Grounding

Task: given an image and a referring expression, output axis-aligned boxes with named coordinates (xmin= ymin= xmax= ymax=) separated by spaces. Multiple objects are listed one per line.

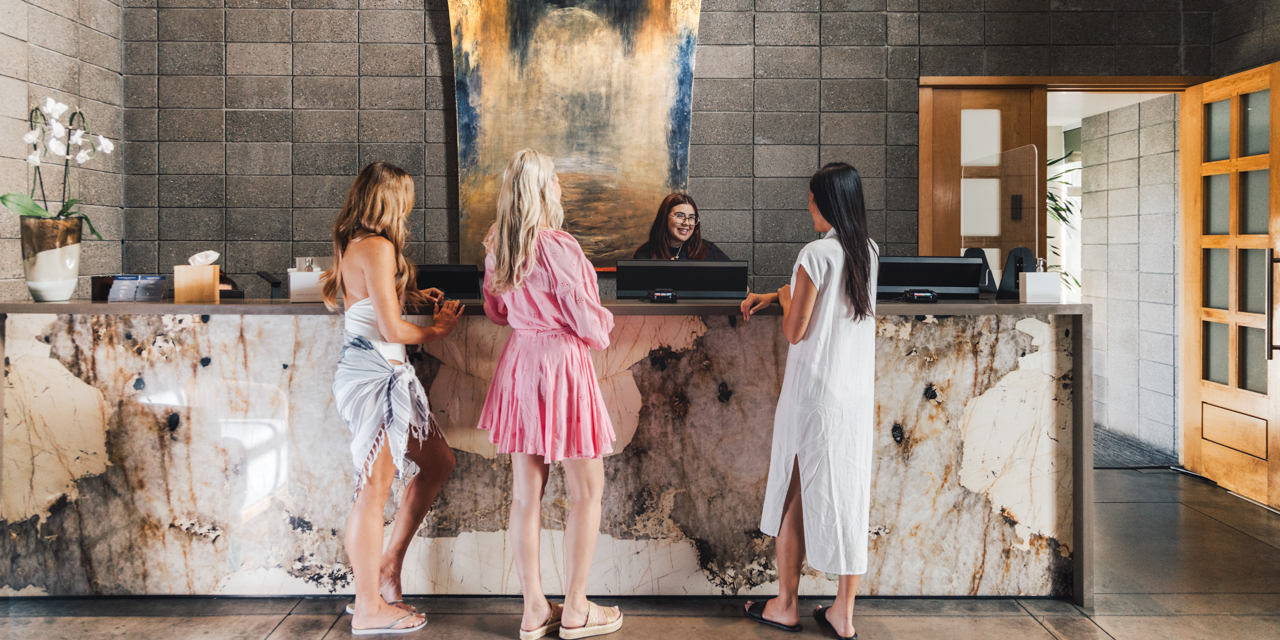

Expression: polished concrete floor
xmin=4 ymin=470 xmax=1279 ymax=639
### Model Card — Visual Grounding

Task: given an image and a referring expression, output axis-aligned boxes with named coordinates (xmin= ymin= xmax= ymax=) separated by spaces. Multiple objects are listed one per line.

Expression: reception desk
xmin=0 ymin=299 xmax=1092 ymax=606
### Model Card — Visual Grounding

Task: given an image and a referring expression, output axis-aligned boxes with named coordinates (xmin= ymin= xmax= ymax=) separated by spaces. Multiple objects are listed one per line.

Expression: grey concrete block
xmin=1139 ymin=330 xmax=1174 ymax=365
xmin=294 ymin=76 xmax=359 ymax=109
xmin=885 ymin=210 xmax=917 ymax=243
xmin=755 ymin=209 xmax=817 ymax=242
xmin=887 ymin=47 xmax=919 ymax=78
xmin=158 ymin=175 xmax=223 ymax=208
xmin=695 ymin=45 xmax=753 ymax=79
xmin=885 ymin=177 xmax=915 ymax=210
xmin=755 ymin=112 xmax=818 ymax=145
xmin=360 ymin=77 xmax=424 ymax=109
xmin=1116 ymin=11 xmax=1179 ymax=45
xmin=1050 ymin=46 xmax=1115 ymax=75
xmin=821 ymin=79 xmax=886 ymax=112
xmin=920 ymin=0 xmax=982 ymax=9
xmin=690 ymin=144 xmax=753 ymax=177
xmin=226 ymin=209 xmax=291 ymax=242
xmin=1051 ymin=12 xmax=1114 ymax=44
xmin=1138 ymin=241 xmax=1174 ymax=274
xmin=80 ymin=26 xmax=122 ymax=73
xmin=700 ymin=12 xmax=754 ymax=45
xmin=754 ymin=177 xmax=809 ymax=209
xmin=1139 ymin=212 xmax=1175 ymax=245
xmin=920 ymin=13 xmax=983 ymax=45
xmin=225 ymin=241 xmax=292 ymax=273
xmin=227 ymin=43 xmax=292 ymax=75
xmin=292 ymin=208 xmax=340 ymax=241
xmin=886 ymin=79 xmax=917 ymax=112
xmin=1139 ymin=272 xmax=1174 ymax=304
xmin=227 ymin=143 xmax=291 ymax=175
xmin=293 ymin=10 xmax=359 ymax=42
xmin=159 ymin=208 xmax=223 ymax=241
xmin=1111 ymin=270 xmax=1139 ymax=301
xmin=360 ymin=10 xmax=424 ymax=43
xmin=158 ymin=9 xmax=223 ymax=41
xmin=359 ymin=109 xmax=424 ymax=143
xmin=1140 ymin=183 xmax=1176 ymax=215
xmin=1115 ymin=45 xmax=1180 ymax=76
xmin=1108 ymin=213 xmax=1139 ymax=244
xmin=29 ymin=47 xmax=79 ymax=94
xmin=1108 ymin=158 xmax=1138 ymax=190
xmin=862 ymin=177 xmax=886 ymax=209
xmin=0 ymin=33 xmax=27 ymax=83
xmin=1082 ymin=138 xmax=1107 ymax=168
xmin=754 ymin=46 xmax=821 ymax=79
xmin=984 ymin=46 xmax=1051 ymax=75
xmin=1140 ymin=94 xmax=1177 ymax=127
xmin=1082 ymin=190 xmax=1107 ymax=218
xmin=885 ymin=145 xmax=917 ymax=178
xmin=292 ymin=142 xmax=358 ymax=175
xmin=82 ymin=0 xmax=121 ymax=36
xmin=920 ymin=46 xmax=983 ymax=75
xmin=125 ymin=175 xmax=158 ymax=208
xmin=419 ymin=176 xmax=455 ymax=208
xmin=158 ymin=141 xmax=224 ymax=175
xmin=124 ymin=241 xmax=158 ymax=273
xmin=1184 ymin=44 xmax=1212 ymax=76
xmin=1139 ymin=300 xmax=1174 ymax=334
xmin=1081 ymin=113 xmax=1107 ymax=141
xmin=425 ymin=10 xmax=451 ymax=43
xmin=157 ymin=76 xmax=222 ymax=108
xmin=883 ymin=243 xmax=918 ymax=257
xmin=362 ymin=143 xmax=428 ymax=175
xmin=227 ymin=76 xmax=292 ymax=109
xmin=80 ymin=63 xmax=123 ymax=106
xmin=226 ymin=9 xmax=292 ymax=42
xmin=124 ymin=142 xmax=158 ymax=175
xmin=360 ymin=43 xmax=425 ymax=76
xmin=227 ymin=175 xmax=292 ymax=207
xmin=820 ymin=145 xmax=885 ymax=177
xmin=756 ymin=13 xmax=819 ymax=46
xmin=985 ymin=12 xmax=1049 ymax=45
xmin=1109 ymin=104 xmax=1140 ymax=134
xmin=1139 ymin=151 xmax=1176 ymax=186
xmin=1139 ymin=123 xmax=1176 ymax=157
xmin=424 ymin=43 xmax=449 ymax=76
xmin=293 ymin=43 xmax=360 ymax=75
xmin=1081 ymin=244 xmax=1107 ymax=270
xmin=424 ymin=76 xmax=448 ymax=110
xmin=691 ymin=112 xmax=753 ymax=145
xmin=424 ymin=110 xmax=449 ymax=143
xmin=821 ymin=112 xmax=885 ymax=145
xmin=755 ymin=79 xmax=819 ymax=111
xmin=1081 ymin=217 xmax=1107 ymax=245
xmin=756 ymin=0 xmax=819 ymax=10
xmin=823 ymin=47 xmax=885 ymax=79
xmin=124 ymin=8 xmax=157 ymax=41
xmin=1080 ymin=268 xmax=1106 ymax=295
xmin=124 ymin=107 xmax=159 ymax=142
xmin=687 ymin=177 xmax=753 ymax=209
xmin=1108 ymin=130 xmax=1139 ymax=162
xmin=423 ymin=207 xmax=456 ymax=242
xmin=125 ymin=42 xmax=157 ymax=75
xmin=887 ymin=12 xmax=918 ymax=45
xmin=755 ymin=145 xmax=818 ymax=178
xmin=754 ymin=242 xmax=808 ymax=275
xmin=702 ymin=0 xmax=754 ymax=9
xmin=227 ymin=110 xmax=292 ymax=142
xmin=693 ymin=79 xmax=753 ymax=111
xmin=126 ymin=208 xmax=159 ymax=241
xmin=698 ymin=210 xmax=753 ymax=243
xmin=1109 ymin=243 xmax=1138 ymax=272
xmin=821 ymin=13 xmax=886 ymax=46
xmin=886 ymin=113 xmax=916 ymax=145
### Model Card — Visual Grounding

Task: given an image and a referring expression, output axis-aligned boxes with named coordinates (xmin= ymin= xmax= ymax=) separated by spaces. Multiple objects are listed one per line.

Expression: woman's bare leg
xmin=511 ymin=453 xmax=552 ymax=632
xmin=748 ymin=458 xmax=805 ymax=626
xmin=347 ymin=441 xmax=425 ymax=631
xmin=822 ymin=574 xmax=861 ymax=637
xmin=559 ymin=457 xmax=616 ymax=628
xmin=380 ymin=431 xmax=456 ymax=605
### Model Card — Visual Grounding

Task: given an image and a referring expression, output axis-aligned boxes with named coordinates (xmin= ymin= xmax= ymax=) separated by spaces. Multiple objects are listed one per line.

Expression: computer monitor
xmin=416 ymin=264 xmax=482 ymax=299
xmin=876 ymin=256 xmax=985 ymax=300
xmin=616 ymin=260 xmax=749 ymax=300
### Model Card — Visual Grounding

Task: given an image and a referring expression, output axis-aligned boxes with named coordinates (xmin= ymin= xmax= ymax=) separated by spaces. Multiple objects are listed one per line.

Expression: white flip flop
xmin=351 ymin=612 xmax=427 ymax=636
xmin=347 ymin=600 xmax=416 ymax=615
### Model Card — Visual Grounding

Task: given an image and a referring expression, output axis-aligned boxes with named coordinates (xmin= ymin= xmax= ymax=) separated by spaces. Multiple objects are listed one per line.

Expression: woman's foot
xmin=744 ymin=598 xmax=800 ymax=627
xmin=561 ymin=600 xmax=620 ymax=630
xmin=521 ymin=597 xmax=555 ymax=632
xmin=351 ymin=601 xmax=425 ymax=632
xmin=379 ymin=565 xmax=416 ymax=613
xmin=819 ymin=605 xmax=856 ymax=639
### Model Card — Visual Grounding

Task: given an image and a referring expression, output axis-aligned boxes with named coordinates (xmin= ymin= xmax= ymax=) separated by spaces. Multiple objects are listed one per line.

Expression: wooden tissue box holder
xmin=174 ymin=265 xmax=220 ymax=303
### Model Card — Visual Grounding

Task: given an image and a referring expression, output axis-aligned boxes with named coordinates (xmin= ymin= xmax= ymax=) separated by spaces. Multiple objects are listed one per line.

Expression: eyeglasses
xmin=670 ymin=211 xmax=699 ymax=225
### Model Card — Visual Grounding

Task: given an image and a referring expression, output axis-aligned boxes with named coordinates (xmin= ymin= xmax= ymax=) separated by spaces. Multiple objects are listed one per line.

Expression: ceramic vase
xmin=20 ymin=216 xmax=81 ymax=301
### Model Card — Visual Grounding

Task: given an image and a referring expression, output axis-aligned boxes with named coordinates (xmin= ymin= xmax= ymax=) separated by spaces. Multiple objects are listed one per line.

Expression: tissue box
xmin=289 ymin=270 xmax=324 ymax=303
xmin=174 ymin=265 xmax=220 ymax=303
xmin=1020 ymin=271 xmax=1062 ymax=304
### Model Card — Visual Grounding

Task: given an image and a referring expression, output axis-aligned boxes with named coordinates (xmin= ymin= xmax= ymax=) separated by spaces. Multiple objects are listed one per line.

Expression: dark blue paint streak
xmin=453 ymin=24 xmax=481 ymax=171
xmin=666 ymin=30 xmax=696 ymax=191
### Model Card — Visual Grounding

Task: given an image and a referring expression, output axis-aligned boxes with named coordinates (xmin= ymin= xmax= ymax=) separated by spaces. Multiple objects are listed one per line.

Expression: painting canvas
xmin=450 ymin=0 xmax=701 ymax=267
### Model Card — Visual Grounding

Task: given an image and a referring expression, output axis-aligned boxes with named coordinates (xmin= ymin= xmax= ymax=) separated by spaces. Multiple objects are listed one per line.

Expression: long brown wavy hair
xmin=639 ymin=193 xmax=706 ymax=260
xmin=320 ymin=162 xmax=426 ymax=311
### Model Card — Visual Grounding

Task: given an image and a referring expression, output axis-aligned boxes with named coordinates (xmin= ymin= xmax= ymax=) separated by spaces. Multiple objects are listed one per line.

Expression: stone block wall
xmin=1081 ymin=95 xmax=1180 ymax=456
xmin=0 ymin=0 xmax=125 ymax=301
xmin=1213 ymin=0 xmax=1280 ymax=75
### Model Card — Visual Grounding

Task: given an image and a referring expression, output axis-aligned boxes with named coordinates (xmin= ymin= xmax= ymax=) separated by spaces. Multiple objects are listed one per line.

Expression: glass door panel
xmin=1204 ymin=249 xmax=1229 ymax=309
xmin=1206 ymin=99 xmax=1232 ymax=161
xmin=1240 ymin=249 xmax=1268 ymax=314
xmin=1205 ymin=173 xmax=1230 ymax=234
xmin=1204 ymin=321 xmax=1230 ymax=385
xmin=1242 ymin=170 xmax=1270 ymax=235
xmin=1242 ymin=90 xmax=1270 ymax=157
xmin=1241 ymin=327 xmax=1269 ymax=393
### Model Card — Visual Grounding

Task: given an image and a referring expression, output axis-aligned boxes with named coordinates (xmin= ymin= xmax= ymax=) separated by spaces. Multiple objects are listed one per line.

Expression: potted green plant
xmin=2 ymin=98 xmax=113 ymax=301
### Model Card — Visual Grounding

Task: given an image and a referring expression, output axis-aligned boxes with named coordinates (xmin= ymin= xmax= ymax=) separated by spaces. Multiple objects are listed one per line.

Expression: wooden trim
xmin=919 ymin=87 xmax=934 ymax=256
xmin=1181 ymin=82 xmax=1205 ymax=472
xmin=919 ymin=76 xmax=1216 ymax=91
xmin=1032 ymin=87 xmax=1048 ymax=259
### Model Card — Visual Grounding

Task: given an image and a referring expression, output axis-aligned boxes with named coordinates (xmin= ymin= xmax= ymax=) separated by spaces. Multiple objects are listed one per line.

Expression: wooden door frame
xmin=918 ymin=76 xmax=1215 ymax=257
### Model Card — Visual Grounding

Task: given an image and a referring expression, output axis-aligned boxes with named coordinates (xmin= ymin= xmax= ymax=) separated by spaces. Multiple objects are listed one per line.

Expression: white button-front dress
xmin=759 ymin=230 xmax=879 ymax=575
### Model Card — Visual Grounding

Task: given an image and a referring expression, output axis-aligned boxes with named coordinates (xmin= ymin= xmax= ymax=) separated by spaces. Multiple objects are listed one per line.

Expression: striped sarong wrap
xmin=333 ymin=335 xmax=437 ymax=498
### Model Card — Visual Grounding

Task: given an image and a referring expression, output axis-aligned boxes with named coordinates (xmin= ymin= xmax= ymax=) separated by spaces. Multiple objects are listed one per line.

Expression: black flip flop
xmin=813 ymin=606 xmax=857 ymax=639
xmin=743 ymin=600 xmax=802 ymax=633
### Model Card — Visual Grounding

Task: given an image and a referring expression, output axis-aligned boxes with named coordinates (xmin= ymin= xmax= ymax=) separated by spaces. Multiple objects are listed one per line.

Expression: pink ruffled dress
xmin=477 ymin=229 xmax=617 ymax=462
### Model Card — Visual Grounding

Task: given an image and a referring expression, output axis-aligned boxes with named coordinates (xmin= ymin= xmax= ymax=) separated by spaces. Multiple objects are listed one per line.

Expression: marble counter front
xmin=0 ymin=300 xmax=1092 ymax=605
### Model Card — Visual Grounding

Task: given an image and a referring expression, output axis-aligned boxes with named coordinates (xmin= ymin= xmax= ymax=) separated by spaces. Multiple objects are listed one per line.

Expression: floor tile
xmin=6 ymin=597 xmax=300 ymax=617
xmin=6 ymin=615 xmax=285 ymax=640
xmin=1094 ymin=470 xmax=1225 ymax=504
xmin=290 ymin=599 xmax=349 ymax=615
xmin=853 ymin=615 xmax=1057 ymax=640
xmin=1182 ymin=497 xmax=1280 ymax=550
xmin=840 ymin=598 xmax=1029 ymax=616
xmin=1093 ymin=615 xmax=1280 ymax=640
xmin=1085 ymin=593 xmax=1280 ymax=616
xmin=1039 ymin=615 xmax=1114 ymax=640
xmin=1017 ymin=598 xmax=1084 ymax=618
xmin=267 ymin=615 xmax=341 ymax=639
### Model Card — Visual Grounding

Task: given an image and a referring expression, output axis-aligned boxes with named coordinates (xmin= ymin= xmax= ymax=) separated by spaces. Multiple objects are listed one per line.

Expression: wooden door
xmin=1181 ymin=63 xmax=1280 ymax=508
xmin=919 ymin=87 xmax=1048 ymax=260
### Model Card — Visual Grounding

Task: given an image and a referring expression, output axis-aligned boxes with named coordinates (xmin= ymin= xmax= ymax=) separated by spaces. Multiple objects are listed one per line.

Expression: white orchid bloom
xmin=95 ymin=135 xmax=113 ymax=154
xmin=75 ymin=149 xmax=92 ymax=164
xmin=22 ymin=129 xmax=40 ymax=145
xmin=41 ymin=98 xmax=68 ymax=121
xmin=69 ymin=129 xmax=85 ymax=145
xmin=50 ymin=119 xmax=66 ymax=139
xmin=26 ymin=151 xmax=40 ymax=166
xmin=47 ymin=137 xmax=67 ymax=157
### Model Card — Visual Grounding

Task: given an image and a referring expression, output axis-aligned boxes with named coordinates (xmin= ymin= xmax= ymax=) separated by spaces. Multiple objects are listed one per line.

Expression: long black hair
xmin=809 ymin=162 xmax=876 ymax=321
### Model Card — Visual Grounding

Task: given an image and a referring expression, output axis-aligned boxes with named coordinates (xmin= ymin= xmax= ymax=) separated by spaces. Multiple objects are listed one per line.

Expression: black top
xmin=632 ymin=240 xmax=732 ymax=261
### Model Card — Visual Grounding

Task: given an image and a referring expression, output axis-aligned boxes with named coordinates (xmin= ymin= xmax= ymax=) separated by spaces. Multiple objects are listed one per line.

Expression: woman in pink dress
xmin=477 ymin=149 xmax=623 ymax=640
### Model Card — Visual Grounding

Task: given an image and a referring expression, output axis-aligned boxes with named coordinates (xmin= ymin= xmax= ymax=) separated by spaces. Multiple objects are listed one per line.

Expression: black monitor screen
xmin=416 ymin=264 xmax=482 ymax=299
xmin=877 ymin=256 xmax=984 ymax=299
xmin=616 ymin=260 xmax=749 ymax=300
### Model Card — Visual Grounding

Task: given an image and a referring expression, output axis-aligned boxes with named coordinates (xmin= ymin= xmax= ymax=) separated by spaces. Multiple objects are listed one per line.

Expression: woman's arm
xmin=360 ymin=238 xmax=463 ymax=344
xmin=740 ymin=290 xmax=778 ymax=321
xmin=781 ymin=265 xmax=818 ymax=345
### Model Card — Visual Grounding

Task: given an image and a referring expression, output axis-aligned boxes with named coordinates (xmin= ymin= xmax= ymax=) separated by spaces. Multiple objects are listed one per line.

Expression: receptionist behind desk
xmin=632 ymin=193 xmax=732 ymax=261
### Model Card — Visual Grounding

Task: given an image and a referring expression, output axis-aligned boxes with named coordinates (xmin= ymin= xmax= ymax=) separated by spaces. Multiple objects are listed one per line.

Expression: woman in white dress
xmin=740 ymin=162 xmax=878 ymax=640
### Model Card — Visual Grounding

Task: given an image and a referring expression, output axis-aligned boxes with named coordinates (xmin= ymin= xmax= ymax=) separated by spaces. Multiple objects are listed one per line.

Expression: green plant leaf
xmin=1 ymin=192 xmax=52 ymax=217
xmin=56 ymin=198 xmax=82 ymax=217
xmin=71 ymin=212 xmax=103 ymax=240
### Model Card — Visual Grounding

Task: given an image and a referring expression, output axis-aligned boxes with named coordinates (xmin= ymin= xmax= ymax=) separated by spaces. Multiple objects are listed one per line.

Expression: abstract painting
xmin=450 ymin=0 xmax=701 ymax=267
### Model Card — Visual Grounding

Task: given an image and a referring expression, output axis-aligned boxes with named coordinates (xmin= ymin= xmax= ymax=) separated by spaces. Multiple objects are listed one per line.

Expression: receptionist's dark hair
xmin=641 ymin=193 xmax=706 ymax=260
xmin=809 ymin=162 xmax=876 ymax=321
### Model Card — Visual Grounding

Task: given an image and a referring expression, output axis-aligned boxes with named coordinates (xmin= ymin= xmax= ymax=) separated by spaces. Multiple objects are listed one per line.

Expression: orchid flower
xmin=95 ymin=135 xmax=113 ymax=154
xmin=25 ymin=151 xmax=40 ymax=166
xmin=48 ymin=137 xmax=67 ymax=157
xmin=22 ymin=129 xmax=40 ymax=145
xmin=69 ymin=129 xmax=85 ymax=145
xmin=74 ymin=149 xmax=91 ymax=164
xmin=50 ymin=119 xmax=66 ymax=139
xmin=41 ymin=98 xmax=68 ymax=121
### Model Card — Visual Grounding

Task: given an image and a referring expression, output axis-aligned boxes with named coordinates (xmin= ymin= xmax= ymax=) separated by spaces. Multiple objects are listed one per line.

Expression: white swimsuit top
xmin=345 ymin=298 xmax=408 ymax=363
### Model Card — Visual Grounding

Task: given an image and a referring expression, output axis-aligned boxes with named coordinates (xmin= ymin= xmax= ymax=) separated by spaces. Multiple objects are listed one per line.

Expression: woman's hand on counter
xmin=424 ymin=299 xmax=464 ymax=342
xmin=420 ymin=287 xmax=444 ymax=305
xmin=741 ymin=290 xmax=778 ymax=321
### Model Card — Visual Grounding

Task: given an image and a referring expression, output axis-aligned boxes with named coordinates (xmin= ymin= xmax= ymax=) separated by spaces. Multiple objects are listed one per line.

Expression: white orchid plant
xmin=1 ymin=98 xmax=115 ymax=239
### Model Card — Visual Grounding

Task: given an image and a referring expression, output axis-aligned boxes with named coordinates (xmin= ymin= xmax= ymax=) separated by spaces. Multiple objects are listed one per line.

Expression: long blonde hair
xmin=320 ymin=161 xmax=425 ymax=311
xmin=485 ymin=149 xmax=565 ymax=295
